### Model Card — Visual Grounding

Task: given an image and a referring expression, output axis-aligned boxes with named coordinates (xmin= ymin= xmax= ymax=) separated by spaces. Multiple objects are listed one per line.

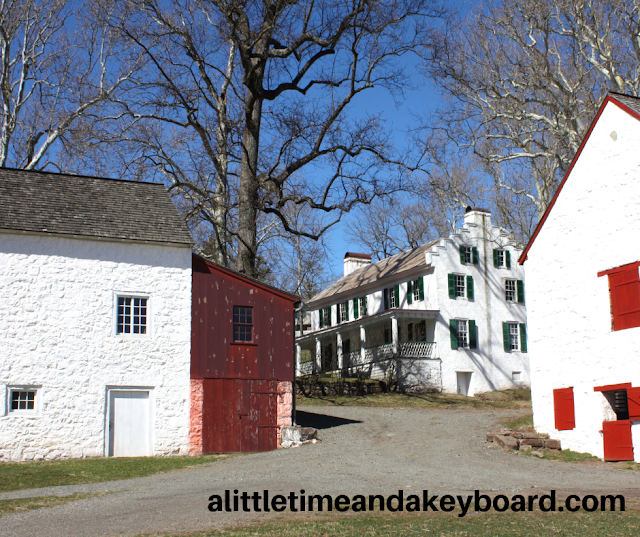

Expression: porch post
xmin=392 ymin=316 xmax=399 ymax=354
xmin=360 ymin=324 xmax=366 ymax=362
xmin=296 ymin=343 xmax=302 ymax=376
xmin=336 ymin=332 xmax=343 ymax=370
xmin=315 ymin=338 xmax=321 ymax=373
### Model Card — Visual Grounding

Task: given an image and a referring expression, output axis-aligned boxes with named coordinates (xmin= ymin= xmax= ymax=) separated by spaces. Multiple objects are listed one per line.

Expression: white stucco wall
xmin=431 ymin=214 xmax=528 ymax=396
xmin=526 ymin=100 xmax=640 ymax=460
xmin=0 ymin=231 xmax=192 ymax=461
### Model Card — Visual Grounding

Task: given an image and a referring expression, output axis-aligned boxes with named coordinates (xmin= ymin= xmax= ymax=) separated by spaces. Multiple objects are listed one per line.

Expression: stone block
xmin=522 ymin=432 xmax=549 ymax=439
xmin=519 ymin=438 xmax=545 ymax=448
xmin=519 ymin=444 xmax=532 ymax=452
xmin=494 ymin=435 xmax=519 ymax=450
xmin=280 ymin=426 xmax=319 ymax=448
xmin=545 ymin=439 xmax=561 ymax=450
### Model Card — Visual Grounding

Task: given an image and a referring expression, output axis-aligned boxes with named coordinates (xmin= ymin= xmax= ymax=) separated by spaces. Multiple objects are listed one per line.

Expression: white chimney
xmin=463 ymin=206 xmax=492 ymax=227
xmin=343 ymin=252 xmax=372 ymax=276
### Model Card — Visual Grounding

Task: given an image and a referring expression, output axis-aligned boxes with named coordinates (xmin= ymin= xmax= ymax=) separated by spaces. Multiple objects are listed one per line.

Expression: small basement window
xmin=8 ymin=387 xmax=40 ymax=415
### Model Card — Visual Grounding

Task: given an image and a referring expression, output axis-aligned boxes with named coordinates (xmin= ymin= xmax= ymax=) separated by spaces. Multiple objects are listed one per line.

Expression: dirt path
xmin=2 ymin=406 xmax=639 ymax=536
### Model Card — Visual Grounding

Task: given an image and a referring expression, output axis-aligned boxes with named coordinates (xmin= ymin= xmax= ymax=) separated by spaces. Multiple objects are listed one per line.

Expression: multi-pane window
xmin=117 ymin=296 xmax=147 ymax=335
xmin=233 ymin=306 xmax=253 ymax=342
xmin=390 ymin=287 xmax=398 ymax=308
xmin=11 ymin=390 xmax=35 ymax=411
xmin=493 ymin=249 xmax=511 ymax=269
xmin=505 ymin=279 xmax=517 ymax=302
xmin=463 ymin=246 xmax=473 ymax=264
xmin=339 ymin=302 xmax=347 ymax=323
xmin=508 ymin=322 xmax=520 ymax=351
xmin=412 ymin=279 xmax=421 ymax=302
xmin=455 ymin=275 xmax=466 ymax=298
xmin=497 ymin=250 xmax=505 ymax=268
xmin=358 ymin=297 xmax=367 ymax=317
xmin=457 ymin=320 xmax=469 ymax=348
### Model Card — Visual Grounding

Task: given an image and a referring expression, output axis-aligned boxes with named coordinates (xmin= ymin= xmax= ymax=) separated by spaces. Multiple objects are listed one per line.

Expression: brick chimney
xmin=343 ymin=252 xmax=371 ymax=276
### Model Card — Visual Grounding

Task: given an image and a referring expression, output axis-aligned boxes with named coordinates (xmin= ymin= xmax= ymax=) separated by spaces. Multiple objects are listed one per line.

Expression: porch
xmin=296 ymin=310 xmax=441 ymax=389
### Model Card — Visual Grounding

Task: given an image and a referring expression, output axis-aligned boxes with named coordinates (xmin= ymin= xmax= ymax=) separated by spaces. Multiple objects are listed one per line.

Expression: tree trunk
xmin=237 ymin=88 xmax=262 ymax=276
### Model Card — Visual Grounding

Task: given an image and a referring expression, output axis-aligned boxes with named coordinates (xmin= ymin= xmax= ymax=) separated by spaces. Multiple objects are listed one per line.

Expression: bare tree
xmin=424 ymin=0 xmax=640 ymax=237
xmin=0 ymin=0 xmax=142 ymax=171
xmin=106 ymin=0 xmax=445 ymax=277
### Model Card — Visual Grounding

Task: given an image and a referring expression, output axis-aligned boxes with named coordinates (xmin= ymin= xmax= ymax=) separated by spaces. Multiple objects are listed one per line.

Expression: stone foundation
xmin=276 ymin=381 xmax=293 ymax=447
xmin=189 ymin=379 xmax=204 ymax=455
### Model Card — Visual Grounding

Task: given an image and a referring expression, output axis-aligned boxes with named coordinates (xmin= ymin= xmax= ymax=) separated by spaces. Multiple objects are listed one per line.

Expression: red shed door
xmin=602 ymin=420 xmax=634 ymax=461
xmin=202 ymin=379 xmax=278 ymax=453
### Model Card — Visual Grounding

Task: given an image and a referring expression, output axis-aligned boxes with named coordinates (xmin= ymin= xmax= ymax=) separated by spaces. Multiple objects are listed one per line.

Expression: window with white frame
xmin=358 ymin=296 xmax=367 ymax=317
xmin=505 ymin=279 xmax=517 ymax=302
xmin=8 ymin=387 xmax=39 ymax=415
xmin=462 ymin=246 xmax=473 ymax=264
xmin=508 ymin=322 xmax=520 ymax=351
xmin=457 ymin=320 xmax=469 ymax=348
xmin=339 ymin=302 xmax=347 ymax=323
xmin=455 ymin=275 xmax=466 ymax=298
xmin=390 ymin=287 xmax=398 ymax=308
xmin=412 ymin=279 xmax=421 ymax=302
xmin=117 ymin=296 xmax=148 ymax=335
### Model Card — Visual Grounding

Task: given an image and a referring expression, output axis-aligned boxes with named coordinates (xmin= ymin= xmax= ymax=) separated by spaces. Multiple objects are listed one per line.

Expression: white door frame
xmin=104 ymin=386 xmax=154 ymax=457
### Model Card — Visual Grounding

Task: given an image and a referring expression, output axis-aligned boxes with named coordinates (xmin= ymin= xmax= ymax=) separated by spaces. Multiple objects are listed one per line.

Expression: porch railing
xmin=399 ymin=341 xmax=437 ymax=358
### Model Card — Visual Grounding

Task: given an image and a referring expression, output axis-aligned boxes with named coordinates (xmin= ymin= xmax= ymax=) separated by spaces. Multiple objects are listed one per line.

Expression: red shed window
xmin=233 ymin=306 xmax=253 ymax=342
xmin=553 ymin=387 xmax=575 ymax=430
xmin=598 ymin=261 xmax=640 ymax=331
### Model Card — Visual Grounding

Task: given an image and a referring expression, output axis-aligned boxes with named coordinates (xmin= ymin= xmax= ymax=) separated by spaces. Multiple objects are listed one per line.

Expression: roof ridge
xmin=0 ymin=167 xmax=164 ymax=187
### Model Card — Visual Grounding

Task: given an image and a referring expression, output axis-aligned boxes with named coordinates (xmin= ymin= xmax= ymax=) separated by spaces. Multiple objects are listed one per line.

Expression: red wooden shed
xmin=189 ymin=255 xmax=298 ymax=453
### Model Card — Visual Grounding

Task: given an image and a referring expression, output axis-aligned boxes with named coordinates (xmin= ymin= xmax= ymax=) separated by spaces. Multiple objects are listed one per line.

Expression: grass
xmin=0 ymin=454 xmax=226 ymax=493
xmin=501 ymin=413 xmax=535 ymax=430
xmin=297 ymin=388 xmax=531 ymax=410
xmin=176 ymin=509 xmax=640 ymax=537
xmin=0 ymin=493 xmax=101 ymax=517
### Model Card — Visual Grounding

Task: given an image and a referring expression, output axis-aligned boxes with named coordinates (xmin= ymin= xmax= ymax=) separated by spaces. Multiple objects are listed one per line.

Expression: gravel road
xmin=2 ymin=405 xmax=639 ymax=536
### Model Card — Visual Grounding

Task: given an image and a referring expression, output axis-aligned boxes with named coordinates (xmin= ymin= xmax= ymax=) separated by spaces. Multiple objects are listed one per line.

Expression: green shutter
xmin=353 ymin=298 xmax=358 ymax=318
xmin=319 ymin=308 xmax=324 ymax=328
xmin=472 ymin=246 xmax=479 ymax=264
xmin=394 ymin=284 xmax=400 ymax=307
xmin=466 ymin=275 xmax=474 ymax=300
xmin=503 ymin=322 xmax=510 ymax=352
xmin=520 ymin=323 xmax=527 ymax=352
xmin=459 ymin=245 xmax=465 ymax=264
xmin=493 ymin=249 xmax=499 ymax=268
xmin=448 ymin=273 xmax=455 ymax=298
xmin=328 ymin=306 xmax=332 ymax=326
xmin=506 ymin=250 xmax=511 ymax=269
xmin=345 ymin=301 xmax=349 ymax=321
xmin=450 ymin=319 xmax=458 ymax=349
xmin=418 ymin=276 xmax=425 ymax=300
xmin=384 ymin=288 xmax=389 ymax=310
xmin=407 ymin=281 xmax=413 ymax=304
xmin=469 ymin=320 xmax=477 ymax=349
xmin=363 ymin=296 xmax=368 ymax=315
xmin=517 ymin=280 xmax=525 ymax=303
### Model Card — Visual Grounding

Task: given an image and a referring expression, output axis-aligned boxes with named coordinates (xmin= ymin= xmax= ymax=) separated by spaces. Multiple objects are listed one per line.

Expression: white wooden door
xmin=456 ymin=372 xmax=472 ymax=396
xmin=109 ymin=390 xmax=151 ymax=457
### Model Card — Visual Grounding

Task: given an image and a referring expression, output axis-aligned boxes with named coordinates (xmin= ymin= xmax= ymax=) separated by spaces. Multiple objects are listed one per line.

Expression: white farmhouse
xmin=0 ymin=169 xmax=194 ymax=461
xmin=296 ymin=208 xmax=529 ymax=395
xmin=521 ymin=92 xmax=640 ymax=462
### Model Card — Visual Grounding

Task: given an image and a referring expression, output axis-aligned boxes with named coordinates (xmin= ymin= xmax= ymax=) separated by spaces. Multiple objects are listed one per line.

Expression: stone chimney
xmin=463 ymin=206 xmax=492 ymax=226
xmin=343 ymin=252 xmax=372 ymax=276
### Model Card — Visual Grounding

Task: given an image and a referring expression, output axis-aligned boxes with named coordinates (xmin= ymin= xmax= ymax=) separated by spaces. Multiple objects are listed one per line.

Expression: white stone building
xmin=296 ymin=208 xmax=529 ymax=395
xmin=521 ymin=92 xmax=640 ymax=462
xmin=0 ymin=169 xmax=194 ymax=461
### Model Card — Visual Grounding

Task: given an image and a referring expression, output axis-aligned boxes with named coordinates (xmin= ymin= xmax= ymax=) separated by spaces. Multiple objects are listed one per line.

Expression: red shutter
xmin=608 ymin=267 xmax=640 ymax=331
xmin=553 ymin=387 xmax=575 ymax=430
xmin=602 ymin=420 xmax=634 ymax=461
xmin=628 ymin=387 xmax=640 ymax=420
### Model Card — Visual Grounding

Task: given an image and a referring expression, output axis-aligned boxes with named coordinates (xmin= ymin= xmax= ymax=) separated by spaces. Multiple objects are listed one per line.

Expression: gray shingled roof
xmin=308 ymin=238 xmax=440 ymax=307
xmin=0 ymin=168 xmax=193 ymax=245
xmin=610 ymin=92 xmax=640 ymax=116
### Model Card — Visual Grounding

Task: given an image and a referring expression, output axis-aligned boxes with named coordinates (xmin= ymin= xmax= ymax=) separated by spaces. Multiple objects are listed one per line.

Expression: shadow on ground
xmin=295 ymin=410 xmax=362 ymax=430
